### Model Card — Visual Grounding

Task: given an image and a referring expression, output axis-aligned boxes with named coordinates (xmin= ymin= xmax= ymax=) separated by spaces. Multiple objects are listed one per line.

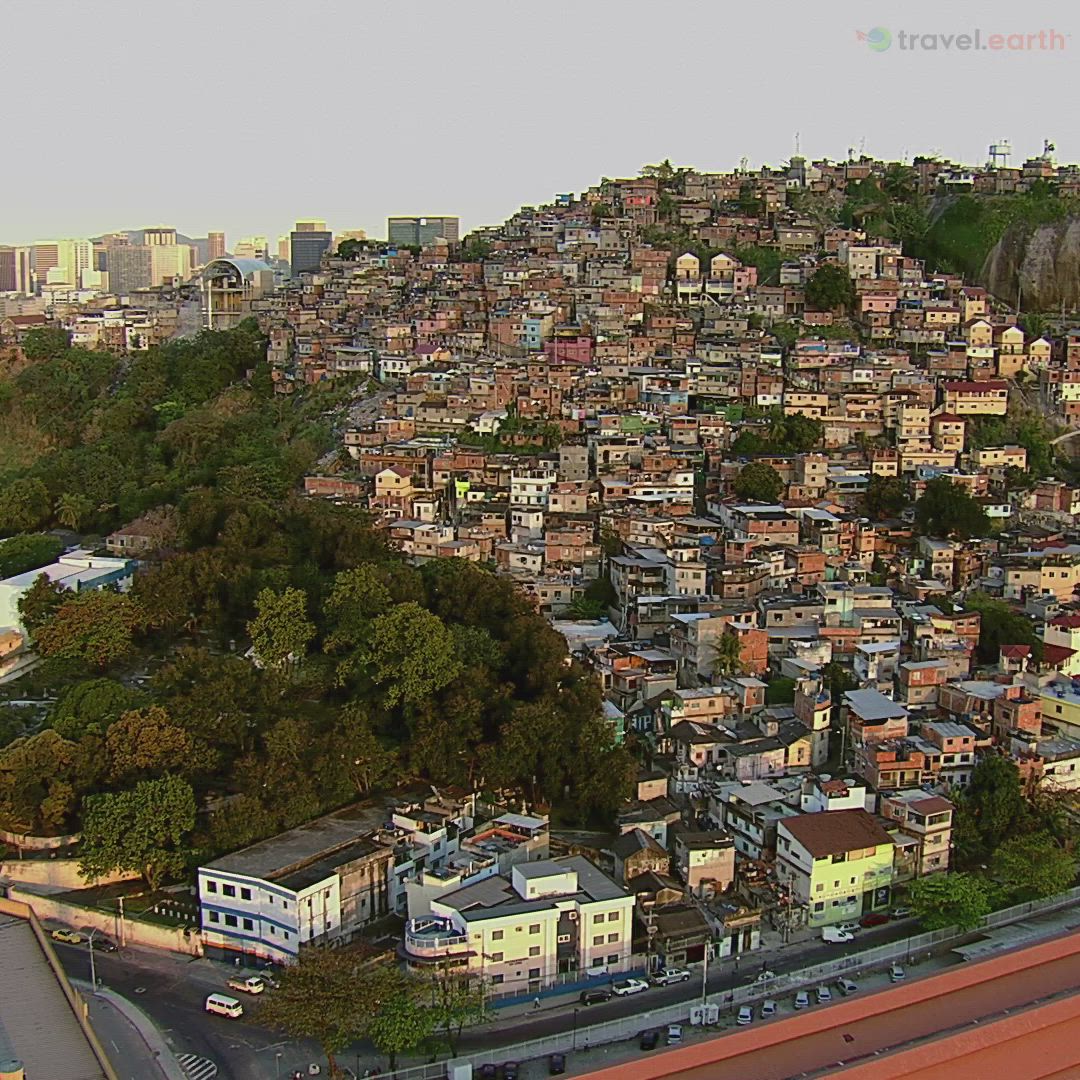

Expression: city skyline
xmin=2 ymin=0 xmax=1072 ymax=245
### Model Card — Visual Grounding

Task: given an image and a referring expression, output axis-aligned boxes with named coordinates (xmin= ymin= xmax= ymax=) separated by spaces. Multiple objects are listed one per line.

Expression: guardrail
xmin=380 ymin=885 xmax=1080 ymax=1080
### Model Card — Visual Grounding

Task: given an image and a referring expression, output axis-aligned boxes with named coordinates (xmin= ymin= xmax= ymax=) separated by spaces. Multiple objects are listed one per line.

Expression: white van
xmin=205 ymin=993 xmax=244 ymax=1019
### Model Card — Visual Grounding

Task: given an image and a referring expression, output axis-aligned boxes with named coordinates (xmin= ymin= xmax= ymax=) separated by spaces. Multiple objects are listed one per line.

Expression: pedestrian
xmin=533 ymin=995 xmax=541 ymax=1010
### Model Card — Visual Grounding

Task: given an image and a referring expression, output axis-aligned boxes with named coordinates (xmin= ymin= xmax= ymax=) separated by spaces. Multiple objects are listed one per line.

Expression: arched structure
xmin=201 ymin=257 xmax=274 ymax=331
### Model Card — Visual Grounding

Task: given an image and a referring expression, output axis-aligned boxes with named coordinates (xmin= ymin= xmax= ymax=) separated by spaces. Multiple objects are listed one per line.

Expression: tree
xmin=822 ymin=661 xmax=857 ymax=703
xmin=368 ymin=980 xmax=437 ymax=1071
xmin=954 ymin=754 xmax=1031 ymax=862
xmin=33 ymin=589 xmax=142 ymax=668
xmin=247 ymin=586 xmax=315 ymax=670
xmin=765 ymin=677 xmax=796 ymax=705
xmin=805 ymin=264 xmax=854 ymax=312
xmin=427 ymin=967 xmax=484 ymax=1056
xmin=0 ymin=478 xmax=52 ymax=536
xmin=79 ymin=775 xmax=196 ymax=890
xmin=17 ymin=574 xmax=66 ymax=634
xmin=105 ymin=706 xmax=199 ymax=784
xmin=20 ymin=326 xmax=71 ymax=361
xmin=50 ymin=678 xmax=144 ymax=740
xmin=711 ymin=630 xmax=744 ymax=679
xmin=914 ymin=476 xmax=991 ymax=539
xmin=733 ymin=462 xmax=784 ymax=503
xmin=963 ymin=591 xmax=1042 ymax=665
xmin=990 ymin=832 xmax=1076 ymax=902
xmin=0 ymin=533 xmax=63 ymax=578
xmin=336 ymin=238 xmax=364 ymax=259
xmin=361 ymin=602 xmax=462 ymax=706
xmin=54 ymin=492 xmax=94 ymax=531
xmin=909 ymin=872 xmax=991 ymax=930
xmin=864 ymin=474 xmax=908 ymax=519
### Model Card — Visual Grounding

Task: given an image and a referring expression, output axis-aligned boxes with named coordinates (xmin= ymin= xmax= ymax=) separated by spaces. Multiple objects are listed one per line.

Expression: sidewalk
xmin=73 ymin=979 xmax=187 ymax=1080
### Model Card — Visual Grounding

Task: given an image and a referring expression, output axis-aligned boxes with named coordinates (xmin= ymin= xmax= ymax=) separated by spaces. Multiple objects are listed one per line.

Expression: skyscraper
xmin=289 ymin=223 xmax=332 ymax=276
xmin=387 ymin=216 xmax=460 ymax=247
xmin=106 ymin=244 xmax=153 ymax=294
xmin=0 ymin=246 xmax=35 ymax=294
xmin=207 ymin=231 xmax=226 ymax=260
xmin=0 ymin=248 xmax=15 ymax=292
xmin=32 ymin=239 xmax=95 ymax=287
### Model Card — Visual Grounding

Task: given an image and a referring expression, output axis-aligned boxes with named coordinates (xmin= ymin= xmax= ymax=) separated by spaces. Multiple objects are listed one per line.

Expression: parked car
xmin=501 ymin=1061 xmax=519 ymax=1080
xmin=761 ymin=999 xmax=777 ymax=1018
xmin=794 ymin=990 xmax=810 ymax=1009
xmin=612 ymin=978 xmax=649 ymax=997
xmin=226 ymin=976 xmax=266 ymax=995
xmin=51 ymin=929 xmax=83 ymax=944
xmin=889 ymin=963 xmax=906 ymax=982
xmin=548 ymin=1054 xmax=565 ymax=1076
xmin=890 ymin=906 xmax=913 ymax=919
xmin=860 ymin=912 xmax=891 ymax=928
xmin=736 ymin=1005 xmax=753 ymax=1026
xmin=821 ymin=927 xmax=854 ymax=944
xmin=639 ymin=1030 xmax=659 ymax=1051
xmin=651 ymin=967 xmax=691 ymax=986
xmin=836 ymin=922 xmax=861 ymax=935
xmin=666 ymin=1024 xmax=683 ymax=1045
xmin=479 ymin=1065 xmax=497 ymax=1080
xmin=754 ymin=969 xmax=777 ymax=983
xmin=815 ymin=985 xmax=832 ymax=1004
xmin=579 ymin=989 xmax=611 ymax=1005
xmin=836 ymin=978 xmax=858 ymax=996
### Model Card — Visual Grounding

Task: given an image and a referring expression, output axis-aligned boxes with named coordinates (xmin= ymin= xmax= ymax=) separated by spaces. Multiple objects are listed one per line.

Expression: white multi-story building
xmin=403 ymin=857 xmax=634 ymax=996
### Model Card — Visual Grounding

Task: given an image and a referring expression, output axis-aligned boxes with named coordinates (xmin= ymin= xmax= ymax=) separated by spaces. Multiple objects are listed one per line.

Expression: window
xmin=492 ymin=975 xmax=504 ymax=985
xmin=491 ymin=952 xmax=503 ymax=963
xmin=269 ymin=926 xmax=276 ymax=936
xmin=593 ymin=914 xmax=604 ymax=924
xmin=284 ymin=931 xmax=290 ymax=940
xmin=607 ymin=911 xmax=619 ymax=922
xmin=206 ymin=881 xmax=218 ymax=894
xmin=492 ymin=930 xmax=504 ymax=941
xmin=224 ymin=914 xmax=238 ymax=928
xmin=208 ymin=911 xmax=220 ymax=924
xmin=222 ymin=884 xmax=236 ymax=898
xmin=608 ymin=954 xmax=619 ymax=965
xmin=591 ymin=957 xmax=603 ymax=968
xmin=815 ymin=883 xmax=824 ymax=893
xmin=529 ymin=946 xmax=540 ymax=957
xmin=813 ymin=902 xmax=824 ymax=912
xmin=593 ymin=935 xmax=604 ymax=946
xmin=557 ymin=934 xmax=571 ymax=944
xmin=241 ymin=888 xmax=252 ymax=901
xmin=529 ymin=924 xmax=540 ymax=934
xmin=607 ymin=933 xmax=619 ymax=944
xmin=529 ymin=967 xmax=540 ymax=979
xmin=282 ymin=900 xmax=288 ymax=910
xmin=242 ymin=918 xmax=254 ymax=931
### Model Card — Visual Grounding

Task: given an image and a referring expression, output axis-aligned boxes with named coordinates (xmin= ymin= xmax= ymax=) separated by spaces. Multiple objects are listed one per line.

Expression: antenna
xmin=794 ymin=131 xmax=801 ymax=156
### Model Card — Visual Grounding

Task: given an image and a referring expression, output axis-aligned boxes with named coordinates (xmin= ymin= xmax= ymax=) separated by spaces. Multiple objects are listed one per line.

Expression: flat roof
xmin=844 ymin=688 xmax=908 ymax=722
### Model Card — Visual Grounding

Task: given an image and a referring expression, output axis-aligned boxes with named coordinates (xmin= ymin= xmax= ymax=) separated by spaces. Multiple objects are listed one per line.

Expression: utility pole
xmin=87 ymin=929 xmax=99 ymax=993
xmin=700 ymin=941 xmax=709 ymax=1006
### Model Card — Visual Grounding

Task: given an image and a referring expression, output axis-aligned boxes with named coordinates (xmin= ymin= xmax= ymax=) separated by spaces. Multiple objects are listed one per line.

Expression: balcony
xmin=404 ymin=919 xmax=471 ymax=959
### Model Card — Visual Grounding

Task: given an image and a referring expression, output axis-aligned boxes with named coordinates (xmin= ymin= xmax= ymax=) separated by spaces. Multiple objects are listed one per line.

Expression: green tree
xmin=963 ymin=591 xmax=1042 ymax=665
xmin=336 ymin=238 xmax=364 ymax=259
xmin=990 ymin=832 xmax=1076 ymax=901
xmin=79 ymin=775 xmax=196 ymax=890
xmin=765 ymin=677 xmax=796 ymax=705
xmin=17 ymin=574 xmax=66 ymax=633
xmin=247 ymin=586 xmax=315 ymax=670
xmin=954 ymin=754 xmax=1031 ymax=862
xmin=914 ymin=476 xmax=991 ymax=539
xmin=733 ymin=462 xmax=785 ymax=503
xmin=711 ymin=630 xmax=744 ymax=679
xmin=368 ymin=980 xmax=437 ymax=1071
xmin=105 ymin=706 xmax=199 ymax=784
xmin=361 ymin=602 xmax=462 ymax=706
xmin=54 ymin=492 xmax=94 ymax=531
xmin=0 ymin=533 xmax=63 ymax=577
xmin=33 ymin=589 xmax=142 ymax=668
xmin=0 ymin=478 xmax=52 ymax=536
xmin=805 ymin=264 xmax=854 ymax=312
xmin=20 ymin=326 xmax=71 ymax=361
xmin=50 ymin=678 xmax=144 ymax=740
xmin=864 ymin=474 xmax=908 ymax=519
xmin=909 ymin=872 xmax=991 ymax=930
xmin=427 ymin=967 xmax=484 ymax=1056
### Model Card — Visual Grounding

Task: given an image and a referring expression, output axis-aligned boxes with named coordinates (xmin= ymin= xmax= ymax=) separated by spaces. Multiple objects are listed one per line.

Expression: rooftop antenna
xmin=794 ymin=131 xmax=801 ymax=156
xmin=739 ymin=155 xmax=749 ymax=173
xmin=858 ymin=136 xmax=866 ymax=157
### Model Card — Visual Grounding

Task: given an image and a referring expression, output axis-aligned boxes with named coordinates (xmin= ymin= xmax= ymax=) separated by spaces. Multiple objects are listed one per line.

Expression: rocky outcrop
xmin=982 ymin=217 xmax=1080 ymax=311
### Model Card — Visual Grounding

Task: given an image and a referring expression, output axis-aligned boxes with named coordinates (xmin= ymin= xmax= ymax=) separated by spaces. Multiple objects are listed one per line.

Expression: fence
xmin=379 ymin=885 xmax=1080 ymax=1080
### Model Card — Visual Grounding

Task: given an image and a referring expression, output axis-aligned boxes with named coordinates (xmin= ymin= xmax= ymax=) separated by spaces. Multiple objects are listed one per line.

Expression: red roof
xmin=1050 ymin=615 xmax=1080 ymax=630
xmin=1000 ymin=645 xmax=1032 ymax=659
xmin=932 ymin=413 xmax=965 ymax=424
xmin=1041 ymin=644 xmax=1077 ymax=666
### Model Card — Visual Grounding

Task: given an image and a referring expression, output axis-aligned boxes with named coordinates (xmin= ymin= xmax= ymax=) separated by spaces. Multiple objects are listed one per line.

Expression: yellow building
xmin=777 ymin=809 xmax=895 ymax=927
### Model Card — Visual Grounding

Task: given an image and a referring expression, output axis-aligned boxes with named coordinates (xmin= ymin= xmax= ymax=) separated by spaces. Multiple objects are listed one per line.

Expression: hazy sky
xmin=2 ymin=0 xmax=1073 ymax=245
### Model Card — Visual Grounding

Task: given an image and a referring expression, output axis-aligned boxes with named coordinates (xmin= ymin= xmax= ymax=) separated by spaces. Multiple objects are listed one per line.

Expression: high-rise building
xmin=289 ymin=225 xmax=332 ymax=276
xmin=207 ymin=232 xmax=226 ymax=260
xmin=12 ymin=246 xmax=33 ymax=294
xmin=294 ymin=220 xmax=327 ymax=233
xmin=0 ymin=248 xmax=15 ymax=292
xmin=234 ymin=236 xmax=270 ymax=261
xmin=277 ymin=236 xmax=291 ymax=262
xmin=149 ymin=243 xmax=193 ymax=286
xmin=33 ymin=239 xmax=95 ymax=288
xmin=335 ymin=229 xmax=367 ymax=247
xmin=144 ymin=226 xmax=177 ymax=246
xmin=387 ymin=216 xmax=460 ymax=247
xmin=106 ymin=244 xmax=153 ymax=295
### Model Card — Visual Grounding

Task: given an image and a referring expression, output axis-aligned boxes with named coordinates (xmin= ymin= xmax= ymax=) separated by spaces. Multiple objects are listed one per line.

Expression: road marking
xmin=176 ymin=1053 xmax=219 ymax=1079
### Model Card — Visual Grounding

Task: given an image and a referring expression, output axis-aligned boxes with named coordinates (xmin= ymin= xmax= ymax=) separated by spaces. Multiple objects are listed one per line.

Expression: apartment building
xmin=879 ymin=790 xmax=953 ymax=877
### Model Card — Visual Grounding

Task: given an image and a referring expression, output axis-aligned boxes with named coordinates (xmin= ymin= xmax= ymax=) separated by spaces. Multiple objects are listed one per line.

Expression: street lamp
xmin=572 ymin=1007 xmax=579 ymax=1051
xmin=275 ymin=1052 xmax=282 ymax=1079
xmin=87 ymin=928 xmax=99 ymax=993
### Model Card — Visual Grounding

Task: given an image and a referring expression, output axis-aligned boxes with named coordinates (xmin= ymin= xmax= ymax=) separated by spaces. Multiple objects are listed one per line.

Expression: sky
xmin=1 ymin=0 xmax=1074 ymax=246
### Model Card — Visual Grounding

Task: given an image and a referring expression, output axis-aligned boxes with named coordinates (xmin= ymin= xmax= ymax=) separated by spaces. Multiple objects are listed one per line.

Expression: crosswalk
xmin=176 ymin=1053 xmax=219 ymax=1080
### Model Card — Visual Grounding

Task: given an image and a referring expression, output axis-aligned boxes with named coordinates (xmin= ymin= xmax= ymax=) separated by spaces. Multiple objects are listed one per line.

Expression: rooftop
xmin=780 ymin=808 xmax=896 ymax=858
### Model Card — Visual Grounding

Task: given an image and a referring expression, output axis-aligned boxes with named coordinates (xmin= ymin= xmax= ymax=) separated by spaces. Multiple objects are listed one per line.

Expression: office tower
xmin=277 ymin=236 xmax=290 ymax=262
xmin=387 ymin=216 xmax=460 ymax=247
xmin=13 ymin=247 xmax=33 ymax=294
xmin=144 ymin=226 xmax=177 ymax=246
xmin=33 ymin=239 xmax=95 ymax=287
xmin=207 ymin=232 xmax=226 ymax=260
xmin=294 ymin=220 xmax=327 ymax=233
xmin=0 ymin=248 xmax=14 ymax=292
xmin=149 ymin=243 xmax=193 ymax=286
xmin=289 ymin=225 xmax=332 ymax=275
xmin=234 ymin=236 xmax=270 ymax=260
xmin=107 ymin=244 xmax=153 ymax=294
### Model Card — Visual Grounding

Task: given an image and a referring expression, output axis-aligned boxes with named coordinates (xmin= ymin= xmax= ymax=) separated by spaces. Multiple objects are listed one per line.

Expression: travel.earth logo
xmin=857 ymin=27 xmax=892 ymax=51
xmin=856 ymin=26 xmax=1067 ymax=51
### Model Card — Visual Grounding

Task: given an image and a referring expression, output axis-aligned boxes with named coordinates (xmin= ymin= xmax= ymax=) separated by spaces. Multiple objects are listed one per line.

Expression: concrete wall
xmin=8 ymin=887 xmax=203 ymax=957
xmin=0 ymin=828 xmax=80 ymax=851
xmin=0 ymin=858 xmax=139 ymax=889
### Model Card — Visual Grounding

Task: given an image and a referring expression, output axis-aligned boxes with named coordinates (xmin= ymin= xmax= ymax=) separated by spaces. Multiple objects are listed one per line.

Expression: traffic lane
xmin=669 ymin=950 xmax=1080 ymax=1080
xmin=84 ymin=992 xmax=172 ymax=1080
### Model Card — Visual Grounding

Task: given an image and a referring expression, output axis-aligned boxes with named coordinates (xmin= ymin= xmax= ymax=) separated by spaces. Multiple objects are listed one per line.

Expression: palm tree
xmin=54 ymin=492 xmax=92 ymax=531
xmin=711 ymin=630 xmax=745 ymax=680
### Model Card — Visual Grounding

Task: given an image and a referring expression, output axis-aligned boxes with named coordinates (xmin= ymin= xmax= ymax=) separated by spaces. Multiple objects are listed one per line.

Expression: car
xmin=51 ymin=929 xmax=83 ymax=944
xmin=612 ymin=978 xmax=649 ymax=997
xmin=860 ymin=912 xmax=891 ymax=928
xmin=794 ymin=990 xmax=810 ymax=1009
xmin=579 ymin=988 xmax=611 ymax=1005
xmin=753 ymin=969 xmax=777 ymax=983
xmin=93 ymin=937 xmax=118 ymax=953
xmin=821 ymin=927 xmax=854 ymax=943
xmin=479 ymin=1066 xmax=498 ymax=1080
xmin=889 ymin=963 xmax=906 ymax=982
xmin=815 ymin=985 xmax=832 ymax=1004
xmin=639 ymin=1030 xmax=659 ymax=1051
xmin=548 ymin=1054 xmax=566 ymax=1076
xmin=736 ymin=1005 xmax=753 ymax=1026
xmin=836 ymin=978 xmax=858 ymax=996
xmin=836 ymin=922 xmax=861 ymax=935
xmin=501 ymin=1062 xmax=519 ymax=1080
xmin=651 ymin=967 xmax=691 ymax=986
xmin=890 ymin=906 xmax=913 ymax=919
xmin=761 ymin=999 xmax=777 ymax=1018
xmin=666 ymin=1024 xmax=682 ymax=1045
xmin=226 ymin=975 xmax=266 ymax=995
